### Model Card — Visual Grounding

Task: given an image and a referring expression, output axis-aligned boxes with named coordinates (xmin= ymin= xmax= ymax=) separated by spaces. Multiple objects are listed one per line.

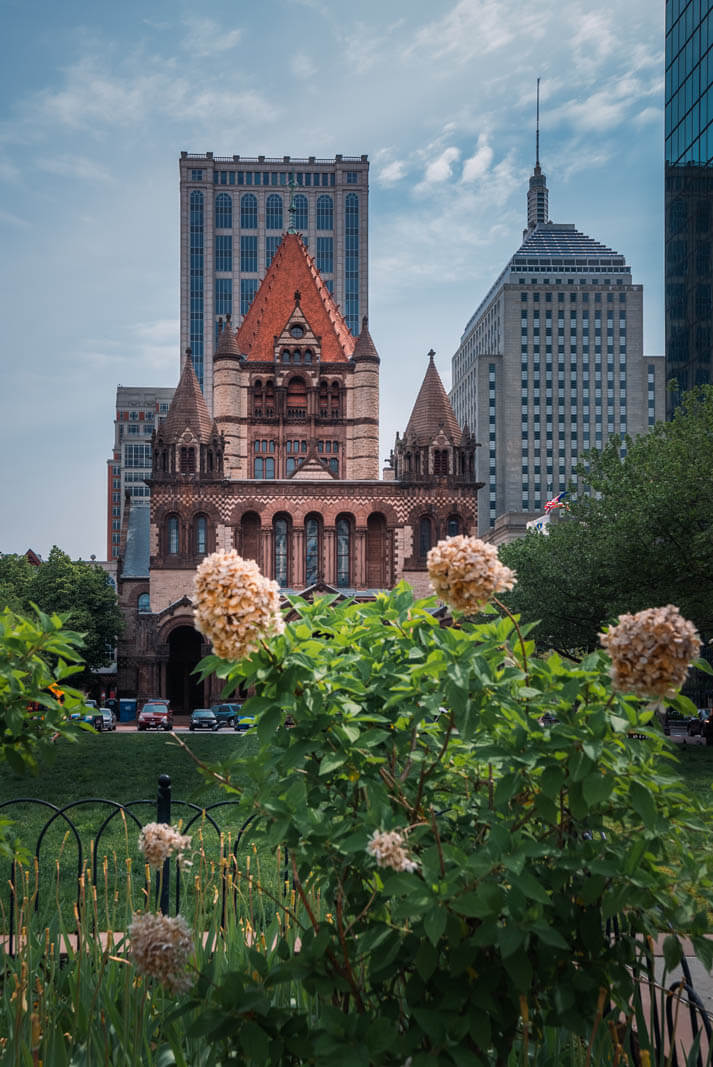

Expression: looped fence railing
xmin=0 ymin=774 xmax=288 ymax=959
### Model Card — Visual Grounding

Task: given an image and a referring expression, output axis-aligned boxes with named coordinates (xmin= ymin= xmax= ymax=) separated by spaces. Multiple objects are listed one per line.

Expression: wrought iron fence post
xmin=156 ymin=774 xmax=171 ymax=915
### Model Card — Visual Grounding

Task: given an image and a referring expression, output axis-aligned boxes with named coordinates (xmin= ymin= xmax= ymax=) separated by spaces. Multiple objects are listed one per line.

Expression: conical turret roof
xmin=236 ymin=233 xmax=355 ymax=362
xmin=351 ymin=316 xmax=380 ymax=363
xmin=403 ymin=351 xmax=462 ymax=445
xmin=161 ymin=353 xmax=218 ymax=443
xmin=215 ymin=313 xmax=241 ymax=357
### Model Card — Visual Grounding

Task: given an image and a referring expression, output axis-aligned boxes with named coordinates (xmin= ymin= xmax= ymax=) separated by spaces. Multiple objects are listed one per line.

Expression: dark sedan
xmin=190 ymin=708 xmax=218 ymax=731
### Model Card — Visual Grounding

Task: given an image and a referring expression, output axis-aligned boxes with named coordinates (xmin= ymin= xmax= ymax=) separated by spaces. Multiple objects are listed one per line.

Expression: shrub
xmin=182 ymin=580 xmax=713 ymax=1066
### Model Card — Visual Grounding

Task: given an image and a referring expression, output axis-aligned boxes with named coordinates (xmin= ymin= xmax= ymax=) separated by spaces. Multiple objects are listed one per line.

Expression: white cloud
xmin=423 ymin=146 xmax=461 ymax=185
xmin=182 ymin=18 xmax=242 ymax=57
xmin=22 ymin=58 xmax=279 ymax=134
xmin=38 ymin=155 xmax=113 ymax=182
xmin=404 ymin=0 xmax=547 ymax=66
xmin=462 ymin=135 xmax=494 ymax=182
xmin=377 ymin=160 xmax=407 ymax=185
xmin=0 ymin=208 xmax=30 ymax=228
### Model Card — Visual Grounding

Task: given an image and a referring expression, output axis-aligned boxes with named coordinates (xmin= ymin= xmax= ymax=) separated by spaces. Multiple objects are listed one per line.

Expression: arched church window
xmin=316 ymin=195 xmax=333 ymax=230
xmin=282 ymin=349 xmax=291 ymax=363
xmin=447 ymin=515 xmax=460 ymax=538
xmin=180 ymin=447 xmax=195 ymax=473
xmin=319 ymin=379 xmax=328 ymax=417
xmin=336 ymin=515 xmax=351 ymax=588
xmin=195 ymin=515 xmax=208 ymax=556
xmin=418 ymin=516 xmax=432 ymax=558
xmin=167 ymin=515 xmax=180 ymax=555
xmin=274 ymin=516 xmax=289 ymax=587
xmin=253 ymin=379 xmax=263 ymax=416
xmin=240 ymin=193 xmax=257 ymax=229
xmin=330 ymin=381 xmax=340 ymax=417
xmin=434 ymin=450 xmax=448 ymax=475
xmin=293 ymin=194 xmax=308 ymax=230
xmin=304 ymin=349 xmax=313 ymax=364
xmin=287 ymin=377 xmax=307 ymax=418
xmin=266 ymin=194 xmax=283 ymax=230
xmin=305 ymin=514 xmax=321 ymax=586
xmin=215 ymin=193 xmax=232 ymax=229
xmin=137 ymin=593 xmax=151 ymax=614
xmin=264 ymin=380 xmax=275 ymax=416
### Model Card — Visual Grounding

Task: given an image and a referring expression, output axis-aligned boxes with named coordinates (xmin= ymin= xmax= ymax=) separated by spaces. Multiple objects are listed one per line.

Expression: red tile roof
xmin=161 ymin=355 xmax=218 ymax=443
xmin=235 ymin=233 xmax=355 ymax=363
xmin=403 ymin=351 xmax=462 ymax=445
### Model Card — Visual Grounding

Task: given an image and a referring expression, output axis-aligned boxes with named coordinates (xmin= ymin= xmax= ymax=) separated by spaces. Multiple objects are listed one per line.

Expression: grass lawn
xmin=0 ymin=731 xmax=275 ymax=931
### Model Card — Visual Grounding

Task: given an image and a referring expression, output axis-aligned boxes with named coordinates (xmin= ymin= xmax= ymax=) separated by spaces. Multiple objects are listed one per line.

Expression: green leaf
xmin=663 ymin=934 xmax=683 ymax=971
xmin=630 ymin=781 xmax=657 ymax=827
xmin=582 ymin=772 xmax=614 ymax=807
xmin=510 ymin=871 xmax=550 ymax=905
xmin=423 ymin=906 xmax=446 ymax=946
xmin=319 ymin=751 xmax=346 ymax=775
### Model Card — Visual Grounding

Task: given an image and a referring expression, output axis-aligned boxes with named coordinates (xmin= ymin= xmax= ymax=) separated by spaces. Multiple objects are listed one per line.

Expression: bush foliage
xmin=184 ymin=585 xmax=713 ymax=1066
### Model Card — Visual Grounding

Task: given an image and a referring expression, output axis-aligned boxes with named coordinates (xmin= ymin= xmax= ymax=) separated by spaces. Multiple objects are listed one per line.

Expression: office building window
xmin=241 ymin=279 xmax=258 ymax=316
xmin=316 ymin=236 xmax=333 ymax=275
xmin=241 ymin=235 xmax=258 ymax=272
xmin=240 ymin=193 xmax=257 ymax=229
xmin=345 ymin=192 xmax=359 ymax=334
xmin=215 ymin=278 xmax=232 ymax=316
xmin=266 ymin=194 xmax=283 ymax=230
xmin=293 ymin=194 xmax=308 ymax=230
xmin=215 ymin=193 xmax=232 ymax=229
xmin=215 ymin=235 xmax=232 ymax=272
xmin=316 ymin=195 xmax=333 ymax=230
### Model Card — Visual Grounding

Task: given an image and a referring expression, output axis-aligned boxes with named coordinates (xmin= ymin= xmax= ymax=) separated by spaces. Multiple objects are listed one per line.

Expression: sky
xmin=0 ymin=0 xmax=664 ymax=560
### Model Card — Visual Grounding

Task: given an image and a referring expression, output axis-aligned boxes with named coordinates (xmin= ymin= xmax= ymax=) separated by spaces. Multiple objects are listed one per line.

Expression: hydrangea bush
xmin=183 ymin=543 xmax=712 ymax=1066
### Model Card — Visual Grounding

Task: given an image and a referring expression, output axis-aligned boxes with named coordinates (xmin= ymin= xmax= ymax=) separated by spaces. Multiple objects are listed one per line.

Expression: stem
xmin=169 ymin=731 xmax=235 ymax=789
xmin=430 ymin=808 xmax=445 ymax=877
xmin=493 ymin=596 xmax=529 ymax=682
xmin=415 ymin=712 xmax=455 ymax=812
xmin=290 ymin=854 xmax=320 ymax=934
xmin=335 ymin=887 xmax=365 ymax=1012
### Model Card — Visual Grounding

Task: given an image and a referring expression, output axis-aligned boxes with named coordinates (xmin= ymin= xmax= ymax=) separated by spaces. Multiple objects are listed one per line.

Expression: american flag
xmin=544 ymin=491 xmax=568 ymax=513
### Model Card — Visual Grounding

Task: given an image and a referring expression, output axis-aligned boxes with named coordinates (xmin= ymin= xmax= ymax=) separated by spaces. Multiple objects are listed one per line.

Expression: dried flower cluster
xmin=128 ymin=912 xmax=194 ymax=994
xmin=193 ymin=549 xmax=285 ymax=661
xmin=599 ymin=605 xmax=701 ymax=698
xmin=138 ymin=822 xmax=192 ymax=870
xmin=367 ymin=830 xmax=418 ymax=873
xmin=427 ymin=535 xmax=517 ymax=614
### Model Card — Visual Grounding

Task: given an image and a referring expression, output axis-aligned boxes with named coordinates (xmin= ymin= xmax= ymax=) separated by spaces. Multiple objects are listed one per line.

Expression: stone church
xmin=117 ymin=233 xmax=481 ymax=711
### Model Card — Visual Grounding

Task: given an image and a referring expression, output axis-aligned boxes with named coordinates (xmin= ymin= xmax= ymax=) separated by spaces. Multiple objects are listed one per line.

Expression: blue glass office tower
xmin=665 ymin=0 xmax=713 ymax=415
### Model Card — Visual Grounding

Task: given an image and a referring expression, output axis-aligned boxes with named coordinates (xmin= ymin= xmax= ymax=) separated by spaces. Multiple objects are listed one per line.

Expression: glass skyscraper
xmin=665 ymin=0 xmax=713 ymax=414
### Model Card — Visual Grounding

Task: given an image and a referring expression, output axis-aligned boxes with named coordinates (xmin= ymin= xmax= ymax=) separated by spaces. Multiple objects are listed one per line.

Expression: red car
xmin=137 ymin=702 xmax=174 ymax=731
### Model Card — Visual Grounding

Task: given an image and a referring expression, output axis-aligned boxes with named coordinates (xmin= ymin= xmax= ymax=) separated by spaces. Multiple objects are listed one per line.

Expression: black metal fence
xmin=0 ymin=773 xmax=284 ymax=958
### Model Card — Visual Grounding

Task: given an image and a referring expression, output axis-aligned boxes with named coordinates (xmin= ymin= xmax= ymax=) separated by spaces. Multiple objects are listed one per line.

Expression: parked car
xmin=98 ymin=707 xmax=117 ymax=731
xmin=137 ymin=702 xmax=174 ymax=731
xmin=234 ymin=715 xmax=255 ymax=732
xmin=211 ymin=702 xmax=242 ymax=727
xmin=190 ymin=708 xmax=217 ymax=731
xmin=663 ymin=709 xmax=689 ymax=735
xmin=70 ymin=708 xmax=103 ymax=731
xmin=687 ymin=710 xmax=710 ymax=737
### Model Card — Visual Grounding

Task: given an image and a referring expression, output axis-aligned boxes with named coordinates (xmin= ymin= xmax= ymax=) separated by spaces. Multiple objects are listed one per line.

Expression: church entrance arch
xmin=166 ymin=626 xmax=203 ymax=713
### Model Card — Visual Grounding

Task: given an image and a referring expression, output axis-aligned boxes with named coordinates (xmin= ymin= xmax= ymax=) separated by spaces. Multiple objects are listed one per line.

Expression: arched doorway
xmin=167 ymin=626 xmax=203 ymax=713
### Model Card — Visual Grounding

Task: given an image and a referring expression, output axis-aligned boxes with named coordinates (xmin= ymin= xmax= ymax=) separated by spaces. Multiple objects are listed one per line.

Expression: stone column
xmin=293 ymin=528 xmax=305 ymax=588
xmin=323 ymin=527 xmax=336 ymax=585
xmin=354 ymin=528 xmax=367 ymax=588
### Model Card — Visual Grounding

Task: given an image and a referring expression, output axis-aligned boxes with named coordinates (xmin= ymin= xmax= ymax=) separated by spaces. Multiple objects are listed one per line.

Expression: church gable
xmin=274 ymin=294 xmax=321 ymax=364
xmin=236 ymin=234 xmax=355 ymax=363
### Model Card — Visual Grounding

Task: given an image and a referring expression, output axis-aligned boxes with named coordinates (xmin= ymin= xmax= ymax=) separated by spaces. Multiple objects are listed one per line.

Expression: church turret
xmin=393 ymin=350 xmax=476 ymax=484
xmin=213 ymin=314 xmax=246 ymax=477
xmin=153 ymin=351 xmax=223 ymax=478
xmin=348 ymin=316 xmax=380 ymax=479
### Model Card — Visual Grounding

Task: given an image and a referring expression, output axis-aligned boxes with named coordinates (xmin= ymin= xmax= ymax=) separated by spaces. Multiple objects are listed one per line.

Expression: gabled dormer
xmin=273 ymin=291 xmax=321 ymax=368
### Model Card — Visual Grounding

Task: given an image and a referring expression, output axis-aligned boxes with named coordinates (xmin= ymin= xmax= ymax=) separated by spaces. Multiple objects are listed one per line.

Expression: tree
xmin=500 ymin=386 xmax=713 ymax=655
xmin=0 ymin=547 xmax=122 ymax=670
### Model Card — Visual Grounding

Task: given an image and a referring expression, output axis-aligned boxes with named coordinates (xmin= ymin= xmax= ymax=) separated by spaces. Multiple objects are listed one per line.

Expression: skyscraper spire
xmin=526 ymin=77 xmax=549 ymax=233
xmin=536 ymin=75 xmax=540 ymax=168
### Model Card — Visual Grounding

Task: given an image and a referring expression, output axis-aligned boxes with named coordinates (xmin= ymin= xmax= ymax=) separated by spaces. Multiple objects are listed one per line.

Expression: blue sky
xmin=0 ymin=0 xmax=663 ymax=560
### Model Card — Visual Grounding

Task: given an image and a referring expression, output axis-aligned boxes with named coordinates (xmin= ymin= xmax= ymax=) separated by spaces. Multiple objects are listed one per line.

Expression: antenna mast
xmin=536 ymin=76 xmax=540 ymax=167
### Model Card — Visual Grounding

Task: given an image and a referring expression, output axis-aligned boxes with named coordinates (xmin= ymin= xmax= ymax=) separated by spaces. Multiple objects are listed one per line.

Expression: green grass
xmin=0 ymin=731 xmax=280 ymax=932
xmin=671 ymin=740 xmax=713 ymax=803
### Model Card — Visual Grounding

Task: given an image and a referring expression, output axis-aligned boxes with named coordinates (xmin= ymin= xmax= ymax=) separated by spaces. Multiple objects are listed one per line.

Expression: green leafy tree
xmin=0 ymin=547 xmax=122 ymax=670
xmin=500 ymin=386 xmax=713 ymax=655
xmin=178 ymin=587 xmax=713 ymax=1066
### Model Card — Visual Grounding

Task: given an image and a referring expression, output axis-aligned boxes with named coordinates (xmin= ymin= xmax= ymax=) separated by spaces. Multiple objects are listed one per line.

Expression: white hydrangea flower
xmin=427 ymin=535 xmax=516 ymax=614
xmin=193 ymin=549 xmax=285 ymax=661
xmin=600 ymin=605 xmax=701 ymax=698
